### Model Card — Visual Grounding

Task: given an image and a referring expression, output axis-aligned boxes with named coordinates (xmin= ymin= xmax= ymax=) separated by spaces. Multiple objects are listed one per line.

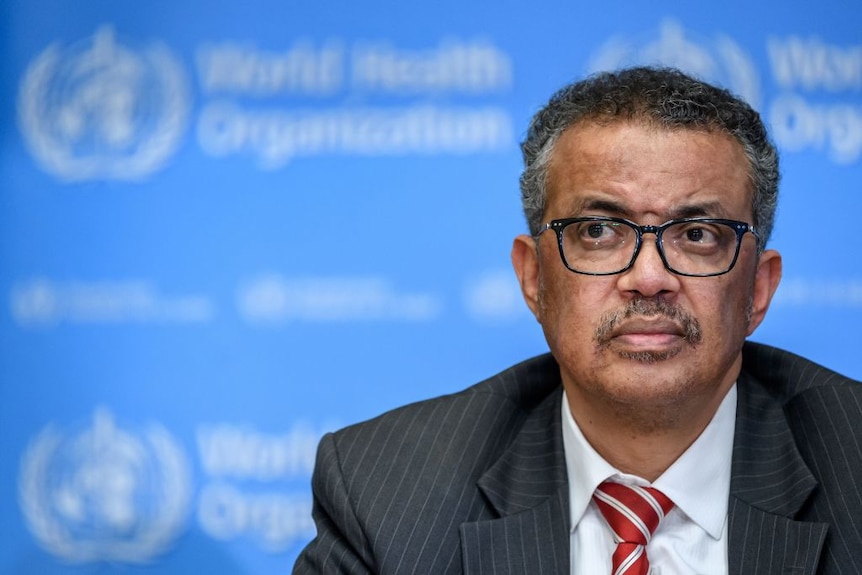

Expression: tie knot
xmin=593 ymin=481 xmax=674 ymax=546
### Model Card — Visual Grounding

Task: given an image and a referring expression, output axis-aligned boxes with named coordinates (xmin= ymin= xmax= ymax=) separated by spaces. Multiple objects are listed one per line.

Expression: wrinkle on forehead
xmin=546 ymin=122 xmax=753 ymax=222
xmin=568 ymin=196 xmax=735 ymax=222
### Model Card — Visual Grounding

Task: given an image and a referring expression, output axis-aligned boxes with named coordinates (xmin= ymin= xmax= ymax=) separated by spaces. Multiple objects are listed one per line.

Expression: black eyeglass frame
xmin=538 ymin=216 xmax=760 ymax=277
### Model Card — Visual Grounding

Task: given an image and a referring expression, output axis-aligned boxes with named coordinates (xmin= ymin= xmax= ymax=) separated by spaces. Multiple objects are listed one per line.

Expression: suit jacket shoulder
xmin=328 ymin=352 xmax=562 ymax=499
xmin=731 ymin=341 xmax=862 ymax=574
xmin=742 ymin=340 xmax=860 ymax=399
xmin=294 ymin=354 xmax=565 ymax=574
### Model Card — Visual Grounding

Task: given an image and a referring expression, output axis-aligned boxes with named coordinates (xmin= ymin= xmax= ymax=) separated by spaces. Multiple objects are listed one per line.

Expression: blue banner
xmin=2 ymin=1 xmax=860 ymax=572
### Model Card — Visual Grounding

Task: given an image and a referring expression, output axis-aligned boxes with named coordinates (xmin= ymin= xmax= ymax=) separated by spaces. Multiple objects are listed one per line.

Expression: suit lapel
xmin=727 ymin=367 xmax=828 ymax=575
xmin=461 ymin=388 xmax=571 ymax=574
xmin=458 ymin=346 xmax=831 ymax=574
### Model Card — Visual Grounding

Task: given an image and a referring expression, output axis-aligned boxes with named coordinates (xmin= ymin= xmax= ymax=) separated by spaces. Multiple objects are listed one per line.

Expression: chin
xmin=616 ymin=346 xmax=685 ymax=364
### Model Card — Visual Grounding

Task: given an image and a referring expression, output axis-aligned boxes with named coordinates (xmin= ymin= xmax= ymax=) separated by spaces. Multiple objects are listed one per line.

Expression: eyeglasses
xmin=538 ymin=216 xmax=759 ymax=277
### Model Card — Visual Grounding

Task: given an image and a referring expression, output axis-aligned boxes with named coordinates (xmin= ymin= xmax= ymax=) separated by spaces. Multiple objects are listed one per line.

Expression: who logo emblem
xmin=18 ymin=408 xmax=192 ymax=563
xmin=588 ymin=19 xmax=761 ymax=109
xmin=18 ymin=25 xmax=190 ymax=181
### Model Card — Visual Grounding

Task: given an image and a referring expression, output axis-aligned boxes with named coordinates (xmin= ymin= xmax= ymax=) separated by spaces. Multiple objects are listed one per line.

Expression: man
xmin=294 ymin=67 xmax=862 ymax=574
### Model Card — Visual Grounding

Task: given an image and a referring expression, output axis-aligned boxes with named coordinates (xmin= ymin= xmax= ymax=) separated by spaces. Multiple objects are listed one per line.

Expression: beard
xmin=593 ymin=296 xmax=704 ymax=363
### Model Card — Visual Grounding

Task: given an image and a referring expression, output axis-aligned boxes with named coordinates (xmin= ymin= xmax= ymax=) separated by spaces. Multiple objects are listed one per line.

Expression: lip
xmin=609 ymin=318 xmax=686 ymax=347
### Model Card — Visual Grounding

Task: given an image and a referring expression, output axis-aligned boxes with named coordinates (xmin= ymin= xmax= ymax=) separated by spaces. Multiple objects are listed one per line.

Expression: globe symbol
xmin=19 ymin=409 xmax=192 ymax=563
xmin=18 ymin=26 xmax=190 ymax=181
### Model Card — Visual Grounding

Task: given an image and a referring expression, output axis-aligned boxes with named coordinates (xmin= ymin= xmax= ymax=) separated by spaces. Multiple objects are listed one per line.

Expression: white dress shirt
xmin=563 ymin=384 xmax=737 ymax=575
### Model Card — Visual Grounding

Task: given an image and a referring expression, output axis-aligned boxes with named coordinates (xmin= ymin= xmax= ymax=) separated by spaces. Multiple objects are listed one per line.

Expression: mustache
xmin=594 ymin=297 xmax=703 ymax=347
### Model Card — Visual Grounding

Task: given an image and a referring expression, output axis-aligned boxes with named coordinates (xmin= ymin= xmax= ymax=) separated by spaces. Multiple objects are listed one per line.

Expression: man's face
xmin=512 ymin=121 xmax=781 ymax=424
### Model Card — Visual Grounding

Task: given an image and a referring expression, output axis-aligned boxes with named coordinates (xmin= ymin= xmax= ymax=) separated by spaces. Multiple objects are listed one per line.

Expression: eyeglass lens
xmin=560 ymin=220 xmax=741 ymax=275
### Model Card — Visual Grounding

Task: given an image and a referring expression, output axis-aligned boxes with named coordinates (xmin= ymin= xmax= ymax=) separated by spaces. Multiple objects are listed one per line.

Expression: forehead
xmin=545 ymin=121 xmax=753 ymax=220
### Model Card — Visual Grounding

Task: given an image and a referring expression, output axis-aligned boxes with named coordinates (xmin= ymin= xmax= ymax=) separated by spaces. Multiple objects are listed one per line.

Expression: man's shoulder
xmin=321 ymin=353 xmax=561 ymax=476
xmin=299 ymin=354 xmax=565 ymax=573
xmin=741 ymin=340 xmax=861 ymax=402
xmin=335 ymin=353 xmax=561 ymax=440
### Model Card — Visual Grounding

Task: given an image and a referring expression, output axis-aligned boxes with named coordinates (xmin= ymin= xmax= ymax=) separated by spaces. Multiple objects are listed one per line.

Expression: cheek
xmin=695 ymin=278 xmax=755 ymax=342
xmin=537 ymin=270 xmax=612 ymax=344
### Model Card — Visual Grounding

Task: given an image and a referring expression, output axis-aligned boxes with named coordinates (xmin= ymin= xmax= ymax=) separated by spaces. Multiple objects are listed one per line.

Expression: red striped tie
xmin=592 ymin=481 xmax=674 ymax=575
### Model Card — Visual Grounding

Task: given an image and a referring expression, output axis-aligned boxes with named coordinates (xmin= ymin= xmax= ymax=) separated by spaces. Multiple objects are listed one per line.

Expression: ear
xmin=747 ymin=249 xmax=782 ymax=335
xmin=511 ymin=234 xmax=541 ymax=320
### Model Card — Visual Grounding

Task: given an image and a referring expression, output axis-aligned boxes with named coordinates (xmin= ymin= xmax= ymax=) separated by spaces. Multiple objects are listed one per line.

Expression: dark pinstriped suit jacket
xmin=294 ymin=342 xmax=862 ymax=574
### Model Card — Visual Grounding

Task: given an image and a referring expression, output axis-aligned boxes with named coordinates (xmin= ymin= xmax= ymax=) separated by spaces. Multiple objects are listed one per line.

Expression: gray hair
xmin=519 ymin=66 xmax=779 ymax=250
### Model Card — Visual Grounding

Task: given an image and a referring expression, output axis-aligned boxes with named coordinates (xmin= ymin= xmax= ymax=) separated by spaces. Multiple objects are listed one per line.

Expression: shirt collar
xmin=562 ymin=384 xmax=737 ymax=539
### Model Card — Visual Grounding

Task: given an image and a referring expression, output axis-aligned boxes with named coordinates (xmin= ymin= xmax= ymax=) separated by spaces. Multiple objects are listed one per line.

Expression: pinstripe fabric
xmin=727 ymin=343 xmax=862 ymax=575
xmin=293 ymin=354 xmax=569 ymax=574
xmin=294 ymin=342 xmax=862 ymax=574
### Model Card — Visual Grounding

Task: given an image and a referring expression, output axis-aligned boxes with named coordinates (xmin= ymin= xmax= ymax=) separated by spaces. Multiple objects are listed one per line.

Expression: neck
xmin=565 ymin=384 xmax=732 ymax=482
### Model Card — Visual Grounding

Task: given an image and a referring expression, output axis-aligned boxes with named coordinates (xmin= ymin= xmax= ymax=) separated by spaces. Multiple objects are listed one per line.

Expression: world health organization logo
xmin=19 ymin=408 xmax=192 ymax=563
xmin=18 ymin=25 xmax=190 ymax=181
xmin=589 ymin=19 xmax=761 ymax=109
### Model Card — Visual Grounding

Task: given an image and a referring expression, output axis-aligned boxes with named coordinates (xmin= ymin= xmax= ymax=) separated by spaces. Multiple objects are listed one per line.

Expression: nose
xmin=615 ymin=235 xmax=681 ymax=298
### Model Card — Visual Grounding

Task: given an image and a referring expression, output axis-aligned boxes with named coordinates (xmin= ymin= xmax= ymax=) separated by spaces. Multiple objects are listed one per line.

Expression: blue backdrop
xmin=2 ymin=1 xmax=861 ymax=573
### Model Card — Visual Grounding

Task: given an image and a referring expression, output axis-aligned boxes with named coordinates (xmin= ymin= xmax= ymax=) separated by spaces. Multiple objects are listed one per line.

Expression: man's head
xmin=511 ymin=67 xmax=783 ymax=438
xmin=519 ymin=67 xmax=779 ymax=252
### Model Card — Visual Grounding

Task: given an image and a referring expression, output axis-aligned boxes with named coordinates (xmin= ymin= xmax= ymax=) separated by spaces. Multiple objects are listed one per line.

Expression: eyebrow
xmin=574 ymin=197 xmax=730 ymax=220
xmin=576 ymin=198 xmax=633 ymax=218
xmin=667 ymin=201 xmax=729 ymax=219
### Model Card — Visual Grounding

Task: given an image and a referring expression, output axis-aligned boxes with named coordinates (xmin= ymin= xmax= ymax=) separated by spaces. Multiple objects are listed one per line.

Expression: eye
xmin=586 ymin=224 xmax=606 ymax=239
xmin=685 ymin=227 xmax=706 ymax=242
xmin=577 ymin=222 xmax=618 ymax=242
xmin=567 ymin=220 xmax=627 ymax=250
xmin=679 ymin=225 xmax=720 ymax=245
xmin=666 ymin=221 xmax=733 ymax=255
